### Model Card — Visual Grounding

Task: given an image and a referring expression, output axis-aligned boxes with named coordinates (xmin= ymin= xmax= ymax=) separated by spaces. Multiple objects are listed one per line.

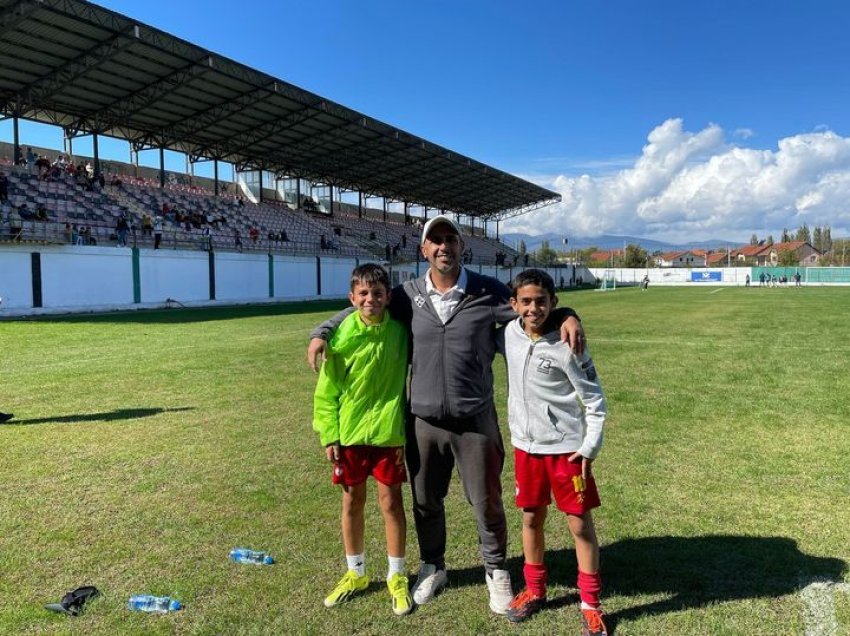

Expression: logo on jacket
xmin=536 ymin=357 xmax=552 ymax=375
xmin=413 ymin=294 xmax=426 ymax=308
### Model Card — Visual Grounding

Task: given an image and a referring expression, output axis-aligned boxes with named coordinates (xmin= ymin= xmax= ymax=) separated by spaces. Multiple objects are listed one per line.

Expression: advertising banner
xmin=691 ymin=271 xmax=722 ymax=282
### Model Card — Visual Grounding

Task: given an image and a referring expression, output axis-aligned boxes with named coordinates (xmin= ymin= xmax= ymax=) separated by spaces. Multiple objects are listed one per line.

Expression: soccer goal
xmin=597 ymin=269 xmax=617 ymax=291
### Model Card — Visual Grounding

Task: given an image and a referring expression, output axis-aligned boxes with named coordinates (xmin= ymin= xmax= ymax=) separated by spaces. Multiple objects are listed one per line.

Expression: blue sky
xmin=8 ymin=0 xmax=850 ymax=243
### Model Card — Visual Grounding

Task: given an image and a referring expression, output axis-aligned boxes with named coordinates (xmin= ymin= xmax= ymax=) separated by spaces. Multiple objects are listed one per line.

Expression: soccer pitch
xmin=1 ymin=287 xmax=848 ymax=635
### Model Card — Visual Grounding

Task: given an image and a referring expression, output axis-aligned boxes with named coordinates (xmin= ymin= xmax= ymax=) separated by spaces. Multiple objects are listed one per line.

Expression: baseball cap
xmin=421 ymin=215 xmax=462 ymax=246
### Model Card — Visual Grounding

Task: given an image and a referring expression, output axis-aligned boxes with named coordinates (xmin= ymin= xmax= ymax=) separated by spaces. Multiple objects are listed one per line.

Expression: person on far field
xmin=501 ymin=269 xmax=609 ymax=636
xmin=307 ymin=216 xmax=586 ymax=615
xmin=313 ymin=263 xmax=413 ymax=616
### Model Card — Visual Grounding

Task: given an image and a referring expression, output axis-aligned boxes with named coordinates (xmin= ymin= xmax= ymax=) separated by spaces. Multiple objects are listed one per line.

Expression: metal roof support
xmin=358 ymin=192 xmax=363 ymax=219
xmin=159 ymin=146 xmax=165 ymax=188
xmin=214 ymin=159 xmax=219 ymax=196
xmin=496 ymin=220 xmax=500 ymax=241
xmin=296 ymin=178 xmax=301 ymax=208
xmin=93 ymin=132 xmax=100 ymax=176
xmin=63 ymin=127 xmax=73 ymax=157
xmin=12 ymin=115 xmax=20 ymax=165
xmin=382 ymin=198 xmax=387 ymax=224
xmin=329 ymin=184 xmax=334 ymax=214
xmin=258 ymin=170 xmax=263 ymax=203
xmin=403 ymin=202 xmax=409 ymax=225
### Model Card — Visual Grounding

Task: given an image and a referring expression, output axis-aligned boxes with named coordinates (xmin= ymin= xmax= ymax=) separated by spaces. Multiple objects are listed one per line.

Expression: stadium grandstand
xmin=0 ymin=0 xmax=559 ymax=272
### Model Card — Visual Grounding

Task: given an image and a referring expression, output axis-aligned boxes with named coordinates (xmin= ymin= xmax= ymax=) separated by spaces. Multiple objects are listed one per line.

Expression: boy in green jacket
xmin=313 ymin=263 xmax=412 ymax=616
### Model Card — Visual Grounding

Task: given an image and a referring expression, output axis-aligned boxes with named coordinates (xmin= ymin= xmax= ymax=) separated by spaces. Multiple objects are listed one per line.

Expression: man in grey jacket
xmin=307 ymin=215 xmax=584 ymax=614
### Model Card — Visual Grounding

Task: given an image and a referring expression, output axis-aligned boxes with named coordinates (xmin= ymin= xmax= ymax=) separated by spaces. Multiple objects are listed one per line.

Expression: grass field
xmin=1 ymin=286 xmax=848 ymax=635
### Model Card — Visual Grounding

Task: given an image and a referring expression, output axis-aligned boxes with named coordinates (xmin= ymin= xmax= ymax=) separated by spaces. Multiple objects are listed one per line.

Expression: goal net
xmin=597 ymin=269 xmax=617 ymax=291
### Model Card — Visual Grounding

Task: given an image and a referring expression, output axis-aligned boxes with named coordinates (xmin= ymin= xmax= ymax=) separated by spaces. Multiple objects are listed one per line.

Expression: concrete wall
xmin=1 ymin=245 xmax=600 ymax=317
xmin=0 ymin=244 xmax=358 ymax=316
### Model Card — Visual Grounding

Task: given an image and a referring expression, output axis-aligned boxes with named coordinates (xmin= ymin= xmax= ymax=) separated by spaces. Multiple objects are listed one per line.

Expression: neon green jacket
xmin=313 ymin=311 xmax=408 ymax=447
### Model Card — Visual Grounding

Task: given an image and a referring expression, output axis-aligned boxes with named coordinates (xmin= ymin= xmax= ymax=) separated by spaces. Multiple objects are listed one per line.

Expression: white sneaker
xmin=486 ymin=569 xmax=513 ymax=615
xmin=411 ymin=563 xmax=447 ymax=605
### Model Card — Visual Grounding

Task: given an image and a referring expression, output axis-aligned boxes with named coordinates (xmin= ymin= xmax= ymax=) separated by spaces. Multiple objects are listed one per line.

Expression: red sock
xmin=524 ymin=562 xmax=547 ymax=598
xmin=577 ymin=569 xmax=602 ymax=608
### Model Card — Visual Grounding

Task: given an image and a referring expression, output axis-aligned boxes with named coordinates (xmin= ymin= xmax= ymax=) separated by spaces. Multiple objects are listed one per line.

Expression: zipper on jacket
xmin=522 ymin=339 xmax=535 ymax=446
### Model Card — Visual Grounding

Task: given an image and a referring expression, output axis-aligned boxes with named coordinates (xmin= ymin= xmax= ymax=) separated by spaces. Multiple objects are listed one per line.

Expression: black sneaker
xmin=0 ymin=412 xmax=13 ymax=423
xmin=506 ymin=588 xmax=545 ymax=623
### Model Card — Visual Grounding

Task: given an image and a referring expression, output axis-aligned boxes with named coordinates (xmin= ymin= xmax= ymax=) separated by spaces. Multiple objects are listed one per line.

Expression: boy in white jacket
xmin=503 ymin=269 xmax=608 ymax=636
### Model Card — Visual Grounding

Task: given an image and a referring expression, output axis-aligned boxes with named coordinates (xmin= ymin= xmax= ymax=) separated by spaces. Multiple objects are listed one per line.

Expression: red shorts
xmin=332 ymin=445 xmax=407 ymax=487
xmin=514 ymin=448 xmax=601 ymax=514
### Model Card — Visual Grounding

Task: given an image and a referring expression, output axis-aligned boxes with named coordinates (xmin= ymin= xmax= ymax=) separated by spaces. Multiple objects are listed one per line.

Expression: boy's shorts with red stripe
xmin=514 ymin=448 xmax=601 ymax=514
xmin=332 ymin=445 xmax=407 ymax=487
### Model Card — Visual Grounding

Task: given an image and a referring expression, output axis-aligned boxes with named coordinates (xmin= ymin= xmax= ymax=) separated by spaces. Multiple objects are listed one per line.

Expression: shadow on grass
xmin=17 ymin=300 xmax=351 ymax=324
xmin=445 ymin=534 xmax=846 ymax=633
xmin=3 ymin=406 xmax=195 ymax=426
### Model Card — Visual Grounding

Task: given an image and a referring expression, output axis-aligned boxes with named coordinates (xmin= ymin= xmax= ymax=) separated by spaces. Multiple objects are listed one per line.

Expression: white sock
xmin=387 ymin=555 xmax=405 ymax=580
xmin=346 ymin=553 xmax=366 ymax=577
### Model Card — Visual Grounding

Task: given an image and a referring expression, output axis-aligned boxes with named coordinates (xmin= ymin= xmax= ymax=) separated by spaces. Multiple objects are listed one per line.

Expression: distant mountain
xmin=499 ymin=233 xmax=739 ymax=253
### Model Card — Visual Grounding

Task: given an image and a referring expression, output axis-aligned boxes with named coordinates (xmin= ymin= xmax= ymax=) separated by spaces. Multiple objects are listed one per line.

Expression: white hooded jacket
xmin=503 ymin=317 xmax=607 ymax=458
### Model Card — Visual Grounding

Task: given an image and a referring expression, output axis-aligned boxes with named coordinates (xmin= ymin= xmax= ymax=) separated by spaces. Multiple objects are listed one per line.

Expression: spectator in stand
xmin=141 ymin=213 xmax=153 ymax=237
xmin=234 ymin=228 xmax=243 ymax=252
xmin=385 ymin=243 xmax=391 ymax=261
xmin=153 ymin=216 xmax=163 ymax=249
xmin=281 ymin=229 xmax=289 ymax=242
xmin=17 ymin=203 xmax=34 ymax=221
xmin=64 ymin=223 xmax=72 ymax=244
xmin=35 ymin=155 xmax=51 ymax=180
xmin=116 ymin=215 xmax=130 ymax=247
xmin=0 ymin=172 xmax=8 ymax=203
xmin=14 ymin=146 xmax=24 ymax=167
xmin=25 ymin=147 xmax=35 ymax=173
xmin=35 ymin=203 xmax=49 ymax=221
xmin=249 ymin=226 xmax=259 ymax=244
xmin=320 ymin=234 xmax=328 ymax=250
xmin=75 ymin=164 xmax=88 ymax=187
xmin=401 ymin=234 xmax=407 ymax=249
xmin=203 ymin=226 xmax=212 ymax=251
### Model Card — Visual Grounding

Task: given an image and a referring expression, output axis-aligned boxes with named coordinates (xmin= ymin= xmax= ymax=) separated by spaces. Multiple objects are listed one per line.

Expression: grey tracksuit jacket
xmin=503 ymin=317 xmax=607 ymax=458
xmin=311 ymin=269 xmax=579 ymax=422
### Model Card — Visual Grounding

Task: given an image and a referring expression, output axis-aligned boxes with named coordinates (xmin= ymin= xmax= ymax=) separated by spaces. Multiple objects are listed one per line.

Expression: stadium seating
xmin=0 ymin=162 xmax=522 ymax=265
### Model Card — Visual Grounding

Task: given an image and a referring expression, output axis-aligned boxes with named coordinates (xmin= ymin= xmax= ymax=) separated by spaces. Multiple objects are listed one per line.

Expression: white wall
xmin=216 ymin=251 xmax=269 ymax=301
xmin=273 ymin=256 xmax=319 ymax=299
xmin=41 ymin=246 xmax=134 ymax=308
xmin=589 ymin=267 xmax=753 ymax=285
xmin=140 ymin=249 xmax=210 ymax=303
xmin=320 ymin=258 xmax=358 ymax=297
xmin=0 ymin=246 xmax=33 ymax=308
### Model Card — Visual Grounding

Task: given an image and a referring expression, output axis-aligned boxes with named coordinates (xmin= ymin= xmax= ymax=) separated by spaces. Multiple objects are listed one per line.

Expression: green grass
xmin=1 ymin=286 xmax=848 ymax=635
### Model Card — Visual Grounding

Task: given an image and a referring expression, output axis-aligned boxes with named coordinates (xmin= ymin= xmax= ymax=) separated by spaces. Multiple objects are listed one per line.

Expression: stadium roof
xmin=0 ymin=0 xmax=561 ymax=220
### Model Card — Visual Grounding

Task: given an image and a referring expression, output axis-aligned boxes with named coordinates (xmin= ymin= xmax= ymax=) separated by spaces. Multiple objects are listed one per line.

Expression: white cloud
xmin=733 ymin=127 xmax=754 ymax=139
xmin=506 ymin=119 xmax=850 ymax=243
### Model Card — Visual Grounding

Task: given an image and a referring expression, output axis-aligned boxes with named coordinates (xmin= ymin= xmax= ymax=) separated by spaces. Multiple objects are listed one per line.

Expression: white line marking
xmin=709 ymin=288 xmax=724 ymax=294
xmin=801 ymin=581 xmax=850 ymax=636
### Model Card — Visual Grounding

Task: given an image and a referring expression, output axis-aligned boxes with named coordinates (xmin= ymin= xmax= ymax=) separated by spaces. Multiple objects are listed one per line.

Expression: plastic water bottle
xmin=229 ymin=548 xmax=274 ymax=565
xmin=127 ymin=595 xmax=182 ymax=613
